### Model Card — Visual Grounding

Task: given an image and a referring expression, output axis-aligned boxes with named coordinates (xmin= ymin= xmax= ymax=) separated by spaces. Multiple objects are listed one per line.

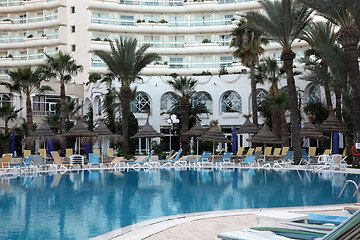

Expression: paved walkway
xmin=93 ymin=204 xmax=352 ymax=240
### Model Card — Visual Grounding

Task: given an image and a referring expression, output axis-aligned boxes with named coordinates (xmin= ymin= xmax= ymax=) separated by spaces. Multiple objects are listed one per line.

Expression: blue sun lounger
xmin=218 ymin=209 xmax=360 ymax=240
xmin=217 ymin=152 xmax=234 ymax=168
xmin=126 ymin=150 xmax=154 ymax=169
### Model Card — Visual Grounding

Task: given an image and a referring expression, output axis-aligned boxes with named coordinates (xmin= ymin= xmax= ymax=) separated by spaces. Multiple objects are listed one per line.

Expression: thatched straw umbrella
xmin=316 ymin=111 xmax=343 ymax=153
xmin=61 ymin=119 xmax=97 ymax=154
xmin=25 ymin=122 xmax=59 ymax=158
xmin=92 ymin=122 xmax=123 ymax=163
xmin=130 ymin=119 xmax=164 ymax=154
xmin=247 ymin=125 xmax=282 ymax=161
xmin=234 ymin=114 xmax=260 ymax=151
xmin=197 ymin=122 xmax=232 ymax=161
xmin=300 ymin=121 xmax=329 ymax=158
xmin=183 ymin=119 xmax=207 ymax=160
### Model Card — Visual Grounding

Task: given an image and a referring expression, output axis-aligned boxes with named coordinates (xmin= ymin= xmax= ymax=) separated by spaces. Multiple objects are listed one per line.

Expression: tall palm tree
xmin=168 ymin=76 xmax=197 ymax=150
xmin=0 ymin=104 xmax=21 ymax=152
xmin=298 ymin=0 xmax=360 ymax=164
xmin=95 ymin=37 xmax=160 ymax=153
xmin=230 ymin=19 xmax=268 ymax=126
xmin=245 ymin=0 xmax=312 ymax=164
xmin=299 ymin=21 xmax=338 ymax=111
xmin=41 ymin=51 xmax=83 ymax=134
xmin=256 ymin=57 xmax=285 ymax=139
xmin=1 ymin=66 xmax=53 ymax=134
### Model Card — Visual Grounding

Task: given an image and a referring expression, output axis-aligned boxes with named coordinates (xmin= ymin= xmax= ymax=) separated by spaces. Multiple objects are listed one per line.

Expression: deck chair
xmin=235 ymin=147 xmax=244 ymax=158
xmin=50 ymin=151 xmax=70 ymax=171
xmin=39 ymin=149 xmax=49 ymax=161
xmin=261 ymin=147 xmax=272 ymax=162
xmin=161 ymin=149 xmax=183 ymax=168
xmin=66 ymin=148 xmax=73 ymax=159
xmin=308 ymin=147 xmax=317 ymax=160
xmin=322 ymin=149 xmax=331 ymax=155
xmin=240 ymin=152 xmax=261 ymax=168
xmin=190 ymin=152 xmax=211 ymax=168
xmin=270 ymin=148 xmax=281 ymax=159
xmin=255 ymin=147 xmax=262 ymax=155
xmin=342 ymin=148 xmax=347 ymax=157
xmin=0 ymin=153 xmax=12 ymax=169
xmin=104 ymin=157 xmax=125 ymax=169
xmin=88 ymin=153 xmax=100 ymax=168
xmin=107 ymin=148 xmax=116 ymax=161
xmin=24 ymin=150 xmax=31 ymax=158
xmin=217 ymin=152 xmax=234 ymax=168
xmin=127 ymin=150 xmax=156 ymax=169
xmin=280 ymin=147 xmax=289 ymax=156
xmin=245 ymin=148 xmax=254 ymax=156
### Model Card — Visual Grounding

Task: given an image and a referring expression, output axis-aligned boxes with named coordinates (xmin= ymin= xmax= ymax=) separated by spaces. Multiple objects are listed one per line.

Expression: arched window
xmin=248 ymin=89 xmax=269 ymax=112
xmin=308 ymin=85 xmax=321 ymax=103
xmin=130 ymin=92 xmax=151 ymax=113
xmin=221 ymin=91 xmax=242 ymax=113
xmin=161 ymin=92 xmax=178 ymax=114
xmin=0 ymin=93 xmax=11 ymax=107
xmin=194 ymin=91 xmax=213 ymax=113
xmin=94 ymin=96 xmax=102 ymax=116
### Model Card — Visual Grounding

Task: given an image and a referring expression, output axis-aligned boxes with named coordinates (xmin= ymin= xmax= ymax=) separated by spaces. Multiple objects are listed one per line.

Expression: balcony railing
xmin=0 ymin=0 xmax=55 ymax=7
xmin=8 ymin=13 xmax=58 ymax=24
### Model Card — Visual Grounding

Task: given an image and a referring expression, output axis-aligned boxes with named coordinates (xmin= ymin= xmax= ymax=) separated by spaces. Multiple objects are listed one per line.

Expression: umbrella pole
xmin=212 ymin=143 xmax=215 ymax=162
xmin=197 ymin=139 xmax=199 ymax=162
xmin=330 ymin=132 xmax=333 ymax=155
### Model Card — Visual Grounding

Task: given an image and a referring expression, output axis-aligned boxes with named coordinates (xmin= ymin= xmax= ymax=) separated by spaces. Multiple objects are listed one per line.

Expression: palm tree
xmin=298 ymin=0 xmax=360 ymax=164
xmin=41 ymin=51 xmax=83 ymax=134
xmin=95 ymin=37 xmax=160 ymax=153
xmin=245 ymin=0 xmax=312 ymax=164
xmin=0 ymin=104 xmax=21 ymax=152
xmin=230 ymin=19 xmax=268 ymax=126
xmin=168 ymin=76 xmax=198 ymax=150
xmin=299 ymin=21 xmax=338 ymax=111
xmin=1 ymin=67 xmax=53 ymax=134
xmin=256 ymin=57 xmax=285 ymax=139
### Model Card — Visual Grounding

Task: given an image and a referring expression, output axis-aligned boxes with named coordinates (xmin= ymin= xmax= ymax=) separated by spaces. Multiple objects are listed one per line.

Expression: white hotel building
xmin=0 ymin=0 xmax=325 ymax=151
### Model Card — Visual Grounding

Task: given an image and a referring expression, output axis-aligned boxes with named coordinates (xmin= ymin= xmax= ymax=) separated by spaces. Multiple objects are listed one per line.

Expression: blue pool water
xmin=0 ymin=169 xmax=359 ymax=239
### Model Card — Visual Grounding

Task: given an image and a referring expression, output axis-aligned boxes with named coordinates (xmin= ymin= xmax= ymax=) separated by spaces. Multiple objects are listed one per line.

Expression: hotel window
xmin=144 ymin=36 xmax=160 ymax=47
xmin=219 ymin=34 xmax=230 ymax=46
xmin=33 ymin=95 xmax=61 ymax=116
xmin=0 ymin=93 xmax=11 ymax=107
xmin=169 ymin=57 xmax=185 ymax=69
xmin=167 ymin=35 xmax=184 ymax=48
xmin=71 ymin=44 xmax=76 ymax=52
xmin=221 ymin=91 xmax=242 ymax=113
xmin=118 ymin=15 xmax=135 ymax=26
xmin=192 ymin=15 xmax=211 ymax=27
xmin=19 ymin=14 xmax=26 ymax=24
xmin=71 ymin=6 xmax=75 ymax=14
xmin=194 ymin=92 xmax=213 ymax=113
xmin=308 ymin=85 xmax=321 ymax=103
xmin=130 ymin=92 xmax=151 ymax=113
xmin=160 ymin=92 xmax=179 ymax=114
xmin=71 ymin=25 xmax=75 ymax=33
xmin=220 ymin=56 xmax=233 ymax=67
xmin=168 ymin=16 xmax=186 ymax=27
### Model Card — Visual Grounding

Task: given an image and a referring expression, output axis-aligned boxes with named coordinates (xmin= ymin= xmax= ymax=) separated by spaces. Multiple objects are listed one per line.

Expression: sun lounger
xmin=50 ymin=151 xmax=70 ymax=171
xmin=126 ymin=150 xmax=155 ymax=169
xmin=88 ymin=153 xmax=100 ymax=168
xmin=189 ymin=152 xmax=211 ymax=168
xmin=104 ymin=156 xmax=125 ymax=169
xmin=0 ymin=153 xmax=13 ymax=172
xmin=24 ymin=150 xmax=31 ymax=158
xmin=161 ymin=149 xmax=183 ymax=168
xmin=66 ymin=148 xmax=73 ymax=160
xmin=240 ymin=154 xmax=258 ymax=168
xmin=218 ymin=229 xmax=292 ymax=240
xmin=218 ymin=209 xmax=360 ymax=240
xmin=217 ymin=152 xmax=234 ymax=168
xmin=245 ymin=148 xmax=254 ymax=156
xmin=306 ymin=214 xmax=347 ymax=226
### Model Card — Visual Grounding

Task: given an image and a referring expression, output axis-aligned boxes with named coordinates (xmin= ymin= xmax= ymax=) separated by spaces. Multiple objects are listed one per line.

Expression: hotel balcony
xmin=0 ymin=0 xmax=63 ymax=13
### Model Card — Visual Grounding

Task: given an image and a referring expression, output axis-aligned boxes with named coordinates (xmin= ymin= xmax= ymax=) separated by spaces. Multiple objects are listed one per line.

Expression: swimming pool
xmin=0 ymin=169 xmax=358 ymax=239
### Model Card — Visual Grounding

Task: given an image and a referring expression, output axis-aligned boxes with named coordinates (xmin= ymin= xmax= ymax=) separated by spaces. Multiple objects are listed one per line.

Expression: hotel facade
xmin=0 ymin=0 xmax=327 ymax=152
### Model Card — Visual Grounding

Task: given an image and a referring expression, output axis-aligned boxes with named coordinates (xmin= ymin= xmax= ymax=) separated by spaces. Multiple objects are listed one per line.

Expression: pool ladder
xmin=335 ymin=180 xmax=360 ymax=204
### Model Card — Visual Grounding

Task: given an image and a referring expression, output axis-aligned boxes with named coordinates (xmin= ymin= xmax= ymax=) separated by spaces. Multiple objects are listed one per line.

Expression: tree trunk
xmin=281 ymin=49 xmax=301 ymax=164
xmin=3 ymin=120 xmax=9 ymax=153
xmin=271 ymin=110 xmax=282 ymax=140
xmin=180 ymin=98 xmax=189 ymax=150
xmin=324 ymin=87 xmax=332 ymax=110
xmin=60 ymin=81 xmax=66 ymax=134
xmin=280 ymin=115 xmax=289 ymax=147
xmin=250 ymin=65 xmax=258 ymax=126
xmin=338 ymin=26 xmax=360 ymax=166
xmin=120 ymin=86 xmax=132 ymax=154
xmin=26 ymin=95 xmax=33 ymax=135
xmin=335 ymin=90 xmax=342 ymax=122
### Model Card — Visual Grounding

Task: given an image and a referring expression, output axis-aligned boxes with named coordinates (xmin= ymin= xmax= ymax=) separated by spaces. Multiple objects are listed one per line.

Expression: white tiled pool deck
xmin=92 ymin=166 xmax=360 ymax=240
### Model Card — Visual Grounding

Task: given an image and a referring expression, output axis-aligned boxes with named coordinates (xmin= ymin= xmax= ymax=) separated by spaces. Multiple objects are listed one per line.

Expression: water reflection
xmin=0 ymin=169 xmax=359 ymax=239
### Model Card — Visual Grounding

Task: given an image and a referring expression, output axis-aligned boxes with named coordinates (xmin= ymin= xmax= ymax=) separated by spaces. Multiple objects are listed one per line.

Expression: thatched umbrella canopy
xmin=234 ymin=115 xmax=260 ymax=134
xmin=25 ymin=123 xmax=59 ymax=144
xmin=316 ymin=111 xmax=343 ymax=153
xmin=131 ymin=119 xmax=164 ymax=139
xmin=130 ymin=119 xmax=164 ymax=154
xmin=301 ymin=122 xmax=329 ymax=140
xmin=197 ymin=122 xmax=232 ymax=161
xmin=316 ymin=111 xmax=343 ymax=133
xmin=61 ymin=120 xmax=97 ymax=154
xmin=93 ymin=122 xmax=124 ymax=142
xmin=247 ymin=125 xmax=282 ymax=145
xmin=183 ymin=119 xmax=207 ymax=160
xmin=183 ymin=119 xmax=207 ymax=137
